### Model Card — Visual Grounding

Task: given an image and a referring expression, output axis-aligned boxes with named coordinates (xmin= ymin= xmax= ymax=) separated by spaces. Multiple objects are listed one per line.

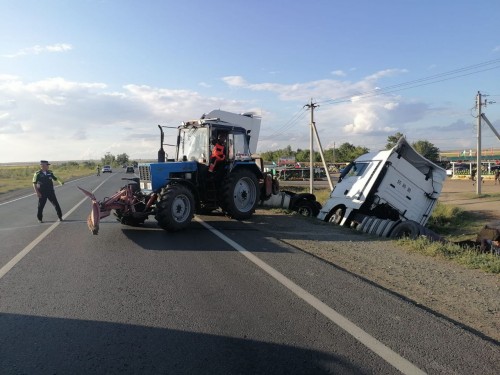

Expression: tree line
xmin=98 ymin=133 xmax=441 ymax=166
xmin=100 ymin=152 xmax=132 ymax=167
xmin=259 ymin=132 xmax=440 ymax=164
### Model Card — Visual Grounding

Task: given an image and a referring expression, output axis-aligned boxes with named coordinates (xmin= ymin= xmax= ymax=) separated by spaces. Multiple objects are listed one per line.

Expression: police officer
xmin=33 ymin=160 xmax=64 ymax=223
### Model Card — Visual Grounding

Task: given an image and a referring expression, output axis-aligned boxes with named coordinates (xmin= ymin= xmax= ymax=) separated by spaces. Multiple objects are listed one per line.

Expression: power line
xmin=319 ymin=62 xmax=500 ymax=106
xmin=268 ymin=58 xmax=500 ymax=139
xmin=262 ymin=107 xmax=308 ymax=140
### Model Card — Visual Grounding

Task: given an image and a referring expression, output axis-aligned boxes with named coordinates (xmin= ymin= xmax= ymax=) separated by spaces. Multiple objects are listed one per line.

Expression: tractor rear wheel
xmin=155 ymin=185 xmax=194 ymax=232
xmin=221 ymin=169 xmax=260 ymax=220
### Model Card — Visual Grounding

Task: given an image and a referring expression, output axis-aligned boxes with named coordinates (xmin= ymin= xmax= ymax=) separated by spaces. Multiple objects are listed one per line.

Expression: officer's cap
xmin=40 ymin=160 xmax=51 ymax=165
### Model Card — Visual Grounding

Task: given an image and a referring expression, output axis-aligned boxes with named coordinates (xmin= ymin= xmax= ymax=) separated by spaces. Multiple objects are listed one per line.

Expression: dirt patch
xmin=439 ymin=178 xmax=500 ymax=224
xmin=250 ymin=178 xmax=500 ymax=343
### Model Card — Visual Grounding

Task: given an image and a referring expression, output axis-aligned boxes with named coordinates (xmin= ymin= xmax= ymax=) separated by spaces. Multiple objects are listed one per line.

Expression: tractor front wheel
xmin=222 ymin=169 xmax=260 ymax=220
xmin=156 ymin=185 xmax=195 ymax=232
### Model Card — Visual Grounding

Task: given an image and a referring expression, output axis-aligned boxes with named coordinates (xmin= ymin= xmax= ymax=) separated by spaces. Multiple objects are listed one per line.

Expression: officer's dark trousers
xmin=37 ymin=190 xmax=62 ymax=220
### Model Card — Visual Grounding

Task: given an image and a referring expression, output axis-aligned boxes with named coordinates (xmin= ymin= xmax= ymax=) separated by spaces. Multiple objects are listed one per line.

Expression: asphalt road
xmin=0 ymin=172 xmax=498 ymax=374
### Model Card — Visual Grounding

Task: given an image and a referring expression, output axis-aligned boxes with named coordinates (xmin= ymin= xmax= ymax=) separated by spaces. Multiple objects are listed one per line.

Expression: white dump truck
xmin=317 ymin=137 xmax=447 ymax=238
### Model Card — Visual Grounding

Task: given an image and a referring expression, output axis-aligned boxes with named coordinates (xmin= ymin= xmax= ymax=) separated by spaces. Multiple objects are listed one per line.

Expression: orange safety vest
xmin=209 ymin=143 xmax=225 ymax=172
xmin=211 ymin=143 xmax=225 ymax=161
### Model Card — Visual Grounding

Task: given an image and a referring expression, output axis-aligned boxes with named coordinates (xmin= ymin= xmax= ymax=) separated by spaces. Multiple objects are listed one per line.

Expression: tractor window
xmin=178 ymin=127 xmax=209 ymax=162
xmin=232 ymin=133 xmax=251 ymax=160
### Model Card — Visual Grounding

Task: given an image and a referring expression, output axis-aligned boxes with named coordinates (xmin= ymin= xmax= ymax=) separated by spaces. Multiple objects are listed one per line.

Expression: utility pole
xmin=476 ymin=91 xmax=482 ymax=194
xmin=475 ymin=91 xmax=497 ymax=194
xmin=305 ymin=99 xmax=319 ymax=193
xmin=304 ymin=99 xmax=334 ymax=192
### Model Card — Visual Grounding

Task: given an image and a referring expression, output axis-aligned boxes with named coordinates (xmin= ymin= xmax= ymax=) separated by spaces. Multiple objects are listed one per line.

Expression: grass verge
xmin=398 ymin=236 xmax=500 ymax=273
xmin=285 ymin=187 xmax=500 ymax=274
xmin=0 ymin=162 xmax=98 ymax=194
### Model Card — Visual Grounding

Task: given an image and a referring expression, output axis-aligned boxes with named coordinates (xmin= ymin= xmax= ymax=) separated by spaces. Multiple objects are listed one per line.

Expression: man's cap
xmin=40 ymin=160 xmax=51 ymax=165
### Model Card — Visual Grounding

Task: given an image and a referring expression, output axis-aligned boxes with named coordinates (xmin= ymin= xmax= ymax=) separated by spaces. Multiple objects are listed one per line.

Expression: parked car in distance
xmin=102 ymin=165 xmax=112 ymax=173
xmin=125 ymin=166 xmax=135 ymax=173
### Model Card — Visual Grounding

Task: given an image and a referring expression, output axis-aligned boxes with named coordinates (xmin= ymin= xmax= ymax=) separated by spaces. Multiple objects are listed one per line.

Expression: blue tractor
xmin=137 ymin=110 xmax=277 ymax=231
xmin=78 ymin=110 xmax=322 ymax=235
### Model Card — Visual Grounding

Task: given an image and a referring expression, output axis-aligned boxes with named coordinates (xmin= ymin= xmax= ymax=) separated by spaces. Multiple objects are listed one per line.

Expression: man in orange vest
xmin=209 ymin=133 xmax=226 ymax=172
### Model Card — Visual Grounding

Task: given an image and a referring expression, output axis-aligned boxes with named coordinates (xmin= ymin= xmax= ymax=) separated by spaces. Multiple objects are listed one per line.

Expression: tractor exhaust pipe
xmin=158 ymin=124 xmax=165 ymax=162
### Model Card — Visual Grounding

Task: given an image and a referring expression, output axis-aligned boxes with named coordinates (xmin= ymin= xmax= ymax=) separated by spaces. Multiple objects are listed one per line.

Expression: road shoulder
xmin=249 ymin=209 xmax=500 ymax=343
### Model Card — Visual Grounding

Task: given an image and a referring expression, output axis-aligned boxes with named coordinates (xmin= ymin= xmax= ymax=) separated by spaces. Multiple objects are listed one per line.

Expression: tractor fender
xmin=230 ymin=161 xmax=263 ymax=179
xmin=259 ymin=173 xmax=280 ymax=201
xmin=263 ymin=173 xmax=273 ymax=200
xmin=162 ymin=179 xmax=198 ymax=203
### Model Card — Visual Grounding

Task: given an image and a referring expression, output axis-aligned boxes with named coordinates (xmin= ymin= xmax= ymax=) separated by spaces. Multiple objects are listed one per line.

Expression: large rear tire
xmin=155 ymin=185 xmax=194 ymax=232
xmin=389 ymin=220 xmax=422 ymax=239
xmin=222 ymin=169 xmax=260 ymax=220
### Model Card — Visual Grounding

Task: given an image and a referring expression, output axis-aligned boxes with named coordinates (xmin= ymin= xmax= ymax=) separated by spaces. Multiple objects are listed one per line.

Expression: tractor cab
xmin=176 ymin=120 xmax=252 ymax=168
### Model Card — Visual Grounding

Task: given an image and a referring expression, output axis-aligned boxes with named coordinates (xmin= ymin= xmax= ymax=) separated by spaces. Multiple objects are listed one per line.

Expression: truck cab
xmin=318 ymin=137 xmax=446 ymax=228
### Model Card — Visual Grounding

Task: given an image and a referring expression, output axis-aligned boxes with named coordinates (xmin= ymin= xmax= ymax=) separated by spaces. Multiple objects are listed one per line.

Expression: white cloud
xmin=0 ymin=68 xmax=481 ymax=162
xmin=222 ymin=70 xmax=414 ymax=141
xmin=222 ymin=76 xmax=248 ymax=87
xmin=331 ymin=70 xmax=346 ymax=77
xmin=3 ymin=43 xmax=73 ymax=58
xmin=364 ymin=68 xmax=408 ymax=81
xmin=0 ymin=76 xmax=252 ymax=162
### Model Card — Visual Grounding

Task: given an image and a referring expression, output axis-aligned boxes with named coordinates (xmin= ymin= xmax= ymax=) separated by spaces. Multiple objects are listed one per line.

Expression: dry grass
xmin=0 ymin=162 xmax=97 ymax=194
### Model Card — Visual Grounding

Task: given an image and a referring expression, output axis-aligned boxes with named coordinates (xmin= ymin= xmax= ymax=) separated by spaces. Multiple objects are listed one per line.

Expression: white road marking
xmin=1 ymin=179 xmax=425 ymax=374
xmin=195 ymin=217 xmax=426 ymax=375
xmin=0 ymin=179 xmax=108 ymax=279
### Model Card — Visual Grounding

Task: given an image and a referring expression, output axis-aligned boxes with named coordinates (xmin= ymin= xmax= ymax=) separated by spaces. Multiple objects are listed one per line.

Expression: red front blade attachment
xmin=78 ymin=186 xmax=100 ymax=235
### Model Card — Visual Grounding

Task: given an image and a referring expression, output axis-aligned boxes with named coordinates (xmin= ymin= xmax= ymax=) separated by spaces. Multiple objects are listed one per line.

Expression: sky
xmin=1 ymin=0 xmax=500 ymax=163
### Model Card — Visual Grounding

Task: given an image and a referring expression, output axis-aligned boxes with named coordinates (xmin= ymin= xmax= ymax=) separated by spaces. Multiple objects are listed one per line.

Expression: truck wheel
xmin=328 ymin=206 xmax=345 ymax=225
xmin=222 ymin=169 xmax=260 ymax=220
xmin=155 ymin=185 xmax=194 ymax=232
xmin=389 ymin=220 xmax=422 ymax=239
xmin=294 ymin=200 xmax=319 ymax=217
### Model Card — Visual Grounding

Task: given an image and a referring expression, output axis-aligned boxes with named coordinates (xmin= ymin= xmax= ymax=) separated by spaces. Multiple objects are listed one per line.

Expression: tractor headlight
xmin=185 ymin=173 xmax=192 ymax=180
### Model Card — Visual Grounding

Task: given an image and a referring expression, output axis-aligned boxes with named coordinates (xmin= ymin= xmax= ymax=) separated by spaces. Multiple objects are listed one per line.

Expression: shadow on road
xmin=0 ymin=312 xmax=368 ymax=374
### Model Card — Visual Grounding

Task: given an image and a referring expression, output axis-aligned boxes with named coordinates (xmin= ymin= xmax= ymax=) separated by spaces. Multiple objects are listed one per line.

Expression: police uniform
xmin=33 ymin=160 xmax=63 ymax=222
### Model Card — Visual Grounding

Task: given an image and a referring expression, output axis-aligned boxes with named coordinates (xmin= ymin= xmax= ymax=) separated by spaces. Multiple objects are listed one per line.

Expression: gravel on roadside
xmin=249 ymin=209 xmax=500 ymax=343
